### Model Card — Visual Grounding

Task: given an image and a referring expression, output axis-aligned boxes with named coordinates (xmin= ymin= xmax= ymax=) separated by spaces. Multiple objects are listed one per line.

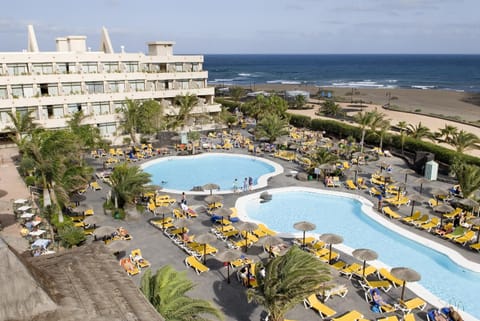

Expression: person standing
xmin=243 ymin=178 xmax=248 ymax=192
xmin=248 ymin=177 xmax=253 ymax=190
xmin=233 ymin=179 xmax=239 ymax=193
xmin=181 ymin=192 xmax=187 ymax=205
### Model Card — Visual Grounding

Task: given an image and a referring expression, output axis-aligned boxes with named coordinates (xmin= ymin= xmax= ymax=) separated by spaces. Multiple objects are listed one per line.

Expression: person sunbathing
xmin=433 ymin=310 xmax=449 ymax=321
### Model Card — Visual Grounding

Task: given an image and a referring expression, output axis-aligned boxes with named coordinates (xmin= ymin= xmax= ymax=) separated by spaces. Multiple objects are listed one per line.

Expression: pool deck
xmin=2 ymin=145 xmax=479 ymax=321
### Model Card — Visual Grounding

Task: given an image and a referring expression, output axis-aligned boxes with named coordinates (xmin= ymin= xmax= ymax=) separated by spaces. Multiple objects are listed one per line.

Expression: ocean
xmin=204 ymin=54 xmax=480 ymax=93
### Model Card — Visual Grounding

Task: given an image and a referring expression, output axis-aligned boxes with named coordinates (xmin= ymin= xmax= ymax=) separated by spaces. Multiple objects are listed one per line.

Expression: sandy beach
xmin=246 ymin=84 xmax=480 ymax=157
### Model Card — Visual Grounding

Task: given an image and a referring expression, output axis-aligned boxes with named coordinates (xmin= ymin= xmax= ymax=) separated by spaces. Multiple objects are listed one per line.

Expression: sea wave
xmin=238 ymin=73 xmax=251 ymax=77
xmin=266 ymin=80 xmax=302 ymax=85
xmin=330 ymin=81 xmax=386 ymax=88
xmin=411 ymin=85 xmax=437 ymax=90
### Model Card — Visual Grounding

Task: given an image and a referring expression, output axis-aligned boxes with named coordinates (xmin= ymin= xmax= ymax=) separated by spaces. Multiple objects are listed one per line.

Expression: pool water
xmin=238 ymin=189 xmax=480 ymax=319
xmin=141 ymin=153 xmax=282 ymax=194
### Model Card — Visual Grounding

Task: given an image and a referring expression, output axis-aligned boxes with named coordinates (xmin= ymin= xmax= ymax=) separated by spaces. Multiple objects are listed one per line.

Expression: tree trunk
xmin=360 ymin=130 xmax=366 ymax=153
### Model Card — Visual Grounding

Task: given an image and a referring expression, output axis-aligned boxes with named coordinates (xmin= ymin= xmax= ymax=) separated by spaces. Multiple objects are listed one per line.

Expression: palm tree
xmin=290 ymin=94 xmax=307 ymax=110
xmin=168 ymin=94 xmax=199 ymax=131
xmin=450 ymin=159 xmax=480 ymax=199
xmin=247 ymin=246 xmax=331 ymax=321
xmin=320 ymin=101 xmax=344 ymax=117
xmin=6 ymin=110 xmax=37 ymax=145
xmin=67 ymin=111 xmax=103 ymax=152
xmin=229 ymin=86 xmax=245 ymax=103
xmin=310 ymin=147 xmax=339 ymax=168
xmin=109 ymin=163 xmax=151 ymax=209
xmin=140 ymin=265 xmax=223 ymax=321
xmin=377 ymin=119 xmax=391 ymax=151
xmin=367 ymin=110 xmax=386 ymax=134
xmin=448 ymin=130 xmax=480 ymax=154
xmin=353 ymin=111 xmax=375 ymax=153
xmin=243 ymin=94 xmax=288 ymax=121
xmin=435 ymin=124 xmax=458 ymax=143
xmin=118 ymin=99 xmax=141 ymax=144
xmin=406 ymin=122 xmax=434 ymax=141
xmin=396 ymin=121 xmax=408 ymax=154
xmin=255 ymin=114 xmax=289 ymax=143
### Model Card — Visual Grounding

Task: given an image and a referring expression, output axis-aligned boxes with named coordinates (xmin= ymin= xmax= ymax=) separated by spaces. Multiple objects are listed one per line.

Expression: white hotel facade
xmin=0 ymin=26 xmax=221 ymax=140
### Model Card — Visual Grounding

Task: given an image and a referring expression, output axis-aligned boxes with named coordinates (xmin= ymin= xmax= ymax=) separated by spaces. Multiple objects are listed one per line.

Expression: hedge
xmin=214 ymin=98 xmax=241 ymax=111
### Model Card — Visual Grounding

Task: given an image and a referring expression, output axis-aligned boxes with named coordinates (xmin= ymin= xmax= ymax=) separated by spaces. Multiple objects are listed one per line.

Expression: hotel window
xmin=62 ymin=82 xmax=82 ymax=95
xmin=194 ymin=79 xmax=204 ymax=88
xmin=108 ymin=81 xmax=125 ymax=93
xmin=91 ymin=102 xmax=110 ymax=115
xmin=149 ymin=64 xmax=160 ymax=72
xmin=16 ymin=107 xmax=37 ymax=118
xmin=98 ymin=123 xmax=117 ymax=136
xmin=7 ymin=63 xmax=28 ymax=75
xmin=0 ymin=111 xmax=10 ymax=124
xmin=32 ymin=63 xmax=53 ymax=75
xmin=39 ymin=83 xmax=59 ymax=96
xmin=68 ymin=103 xmax=84 ymax=115
xmin=86 ymin=82 xmax=104 ymax=94
xmin=175 ymin=63 xmax=183 ymax=72
xmin=192 ymin=63 xmax=200 ymax=72
xmin=125 ymin=62 xmax=138 ymax=72
xmin=103 ymin=62 xmax=119 ymax=73
xmin=0 ymin=86 xmax=7 ymax=99
xmin=11 ymin=84 xmax=34 ymax=98
xmin=57 ymin=62 xmax=77 ymax=74
xmin=178 ymin=80 xmax=189 ymax=90
xmin=129 ymin=80 xmax=145 ymax=92
xmin=113 ymin=101 xmax=125 ymax=112
xmin=44 ymin=104 xmax=64 ymax=119
xmin=81 ymin=62 xmax=98 ymax=73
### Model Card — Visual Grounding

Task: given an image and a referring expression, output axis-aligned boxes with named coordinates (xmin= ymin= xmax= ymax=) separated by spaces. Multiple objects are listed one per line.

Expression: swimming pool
xmin=236 ymin=187 xmax=480 ymax=321
xmin=141 ymin=153 xmax=283 ymax=194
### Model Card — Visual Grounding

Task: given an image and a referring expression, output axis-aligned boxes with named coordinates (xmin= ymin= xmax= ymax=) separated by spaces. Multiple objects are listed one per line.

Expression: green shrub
xmin=214 ymin=98 xmax=240 ymax=111
xmin=58 ymin=225 xmax=86 ymax=248
xmin=288 ymin=113 xmax=311 ymax=128
xmin=24 ymin=176 xmax=36 ymax=186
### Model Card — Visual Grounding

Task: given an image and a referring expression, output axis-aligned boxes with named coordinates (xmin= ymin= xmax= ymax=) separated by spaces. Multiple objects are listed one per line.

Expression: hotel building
xmin=0 ymin=25 xmax=220 ymax=141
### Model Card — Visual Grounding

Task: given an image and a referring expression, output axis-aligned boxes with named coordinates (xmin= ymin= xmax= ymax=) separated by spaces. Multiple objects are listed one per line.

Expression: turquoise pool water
xmin=141 ymin=153 xmax=281 ymax=194
xmin=239 ymin=189 xmax=480 ymax=319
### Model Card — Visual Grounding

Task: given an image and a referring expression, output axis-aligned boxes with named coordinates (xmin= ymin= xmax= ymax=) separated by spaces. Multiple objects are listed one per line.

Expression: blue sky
xmin=0 ymin=0 xmax=479 ymax=54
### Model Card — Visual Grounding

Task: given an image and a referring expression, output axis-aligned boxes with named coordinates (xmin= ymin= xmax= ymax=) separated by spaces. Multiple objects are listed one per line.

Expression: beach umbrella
xmin=395 ymin=183 xmax=407 ymax=201
xmin=204 ymin=195 xmax=223 ymax=204
xmin=319 ymin=163 xmax=336 ymax=174
xmin=459 ymin=198 xmax=479 ymax=216
xmin=69 ymin=193 xmax=86 ymax=204
xmin=390 ymin=267 xmax=421 ymax=301
xmin=213 ymin=207 xmax=233 ymax=231
xmin=319 ymin=233 xmax=343 ymax=264
xmin=93 ymin=225 xmax=117 ymax=238
xmin=155 ymin=206 xmax=173 ymax=229
xmin=468 ymin=217 xmax=480 ymax=243
xmin=294 ymin=221 xmax=316 ymax=248
xmin=106 ymin=240 xmax=129 ymax=254
xmin=237 ymin=221 xmax=259 ymax=253
xmin=83 ymin=215 xmax=100 ymax=226
xmin=175 ymin=219 xmax=192 ymax=234
xmin=408 ymin=193 xmax=425 ymax=216
xmin=434 ymin=204 xmax=455 ymax=226
xmin=401 ymin=168 xmax=416 ymax=184
xmin=415 ymin=177 xmax=429 ymax=195
xmin=349 ymin=164 xmax=363 ymax=182
xmin=195 ymin=233 xmax=217 ymax=264
xmin=202 ymin=183 xmax=220 ymax=195
xmin=430 ymin=188 xmax=447 ymax=200
xmin=216 ymin=249 xmax=242 ymax=283
xmin=352 ymin=248 xmax=378 ymax=278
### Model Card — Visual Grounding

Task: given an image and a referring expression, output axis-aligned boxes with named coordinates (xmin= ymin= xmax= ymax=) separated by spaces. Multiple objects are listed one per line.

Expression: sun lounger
xmin=185 ymin=255 xmax=209 ymax=275
xmin=411 ymin=214 xmax=430 ymax=227
xmin=313 ymin=248 xmax=340 ymax=263
xmin=345 ymin=180 xmax=358 ymax=190
xmin=351 ymin=265 xmax=377 ymax=279
xmin=401 ymin=211 xmax=421 ymax=224
xmin=339 ymin=263 xmax=363 ymax=279
xmin=130 ymin=249 xmax=151 ymax=269
xmin=257 ymin=223 xmax=276 ymax=236
xmin=304 ymin=294 xmax=337 ymax=319
xmin=294 ymin=236 xmax=316 ymax=246
xmin=90 ymin=181 xmax=102 ymax=190
xmin=418 ymin=217 xmax=440 ymax=231
xmin=359 ymin=278 xmax=392 ymax=292
xmin=428 ymin=198 xmax=441 ymax=208
xmin=403 ymin=313 xmax=416 ymax=321
xmin=470 ymin=242 xmax=480 ymax=251
xmin=377 ymin=316 xmax=400 ymax=321
xmin=186 ymin=242 xmax=218 ymax=256
xmin=378 ymin=268 xmax=404 ymax=287
xmin=443 ymin=226 xmax=466 ymax=240
xmin=395 ymin=297 xmax=427 ymax=314
xmin=385 ymin=196 xmax=410 ymax=208
xmin=330 ymin=260 xmax=347 ymax=270
xmin=369 ymin=187 xmax=382 ymax=197
xmin=442 ymin=208 xmax=462 ymax=219
xmin=365 ymin=288 xmax=397 ymax=313
xmin=382 ymin=206 xmax=402 ymax=219
xmin=453 ymin=230 xmax=476 ymax=245
xmin=322 ymin=284 xmax=349 ymax=301
xmin=173 ymin=208 xmax=186 ymax=219
xmin=331 ymin=310 xmax=363 ymax=321
xmin=356 ymin=178 xmax=368 ymax=189
xmin=119 ymin=257 xmax=140 ymax=276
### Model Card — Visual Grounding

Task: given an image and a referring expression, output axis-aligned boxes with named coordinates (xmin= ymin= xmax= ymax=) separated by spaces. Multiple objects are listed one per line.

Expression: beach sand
xmin=244 ymin=84 xmax=480 ymax=157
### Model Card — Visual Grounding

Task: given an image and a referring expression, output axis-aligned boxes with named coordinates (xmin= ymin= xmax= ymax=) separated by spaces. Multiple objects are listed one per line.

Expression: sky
xmin=0 ymin=0 xmax=479 ymax=54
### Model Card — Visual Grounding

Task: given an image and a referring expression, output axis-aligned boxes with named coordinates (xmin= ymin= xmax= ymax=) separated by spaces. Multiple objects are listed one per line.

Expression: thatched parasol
xmin=83 ymin=216 xmax=100 ymax=226
xmin=195 ymin=233 xmax=217 ymax=264
xmin=69 ymin=193 xmax=86 ymax=203
xmin=400 ymin=168 xmax=416 ymax=184
xmin=293 ymin=221 xmax=316 ymax=248
xmin=215 ymin=207 xmax=232 ymax=217
xmin=154 ymin=206 xmax=173 ymax=229
xmin=93 ymin=226 xmax=117 ymax=238
xmin=319 ymin=233 xmax=343 ymax=264
xmin=237 ymin=221 xmax=259 ymax=253
xmin=408 ymin=193 xmax=425 ymax=216
xmin=430 ymin=188 xmax=448 ymax=199
xmin=106 ymin=240 xmax=129 ymax=254
xmin=204 ymin=195 xmax=223 ymax=204
xmin=468 ymin=217 xmax=480 ymax=243
xmin=215 ymin=249 xmax=242 ymax=283
xmin=459 ymin=198 xmax=479 ymax=210
xmin=414 ymin=177 xmax=430 ymax=194
xmin=434 ymin=204 xmax=454 ymax=225
xmin=390 ymin=267 xmax=421 ymax=301
xmin=352 ymin=248 xmax=378 ymax=278
xmin=202 ymin=183 xmax=220 ymax=195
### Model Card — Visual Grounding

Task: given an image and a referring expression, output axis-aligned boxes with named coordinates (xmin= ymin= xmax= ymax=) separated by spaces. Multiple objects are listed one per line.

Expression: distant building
xmin=0 ymin=25 xmax=220 ymax=141
xmin=285 ymin=90 xmax=310 ymax=100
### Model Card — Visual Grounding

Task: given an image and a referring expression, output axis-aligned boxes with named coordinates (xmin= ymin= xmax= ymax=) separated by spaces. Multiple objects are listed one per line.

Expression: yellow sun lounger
xmin=377 ymin=316 xmax=400 ymax=321
xmin=453 ymin=230 xmax=476 ymax=246
xmin=130 ymin=249 xmax=151 ymax=269
xmin=257 ymin=223 xmax=276 ymax=236
xmin=359 ymin=278 xmax=392 ymax=292
xmin=322 ymin=284 xmax=349 ymax=301
xmin=395 ymin=297 xmax=426 ymax=314
xmin=401 ymin=211 xmax=421 ymax=224
xmin=332 ymin=310 xmax=363 ymax=321
xmin=378 ymin=268 xmax=404 ymax=287
xmin=339 ymin=263 xmax=363 ymax=279
xmin=345 ymin=180 xmax=358 ymax=190
xmin=185 ymin=255 xmax=209 ymax=275
xmin=470 ymin=242 xmax=480 ymax=251
xmin=304 ymin=294 xmax=337 ymax=319
xmin=418 ymin=217 xmax=440 ymax=231
xmin=351 ymin=265 xmax=377 ymax=279
xmin=119 ymin=257 xmax=140 ymax=276
xmin=90 ymin=181 xmax=102 ymax=190
xmin=385 ymin=196 xmax=410 ymax=207
xmin=382 ymin=206 xmax=402 ymax=219
xmin=411 ymin=214 xmax=430 ymax=227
